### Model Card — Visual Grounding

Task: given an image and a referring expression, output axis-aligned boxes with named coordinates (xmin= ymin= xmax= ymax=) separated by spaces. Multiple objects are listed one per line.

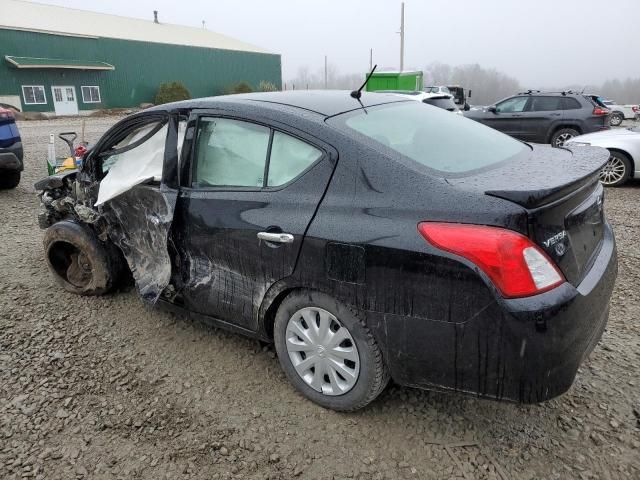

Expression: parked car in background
xmin=425 ymin=86 xmax=472 ymax=110
xmin=425 ymin=85 xmax=451 ymax=95
xmin=601 ymin=100 xmax=639 ymax=126
xmin=566 ymin=126 xmax=640 ymax=186
xmin=378 ymin=90 xmax=462 ymax=114
xmin=0 ymin=106 xmax=23 ymax=189
xmin=588 ymin=96 xmax=639 ymax=126
xmin=35 ymin=91 xmax=616 ymax=411
xmin=465 ymin=91 xmax=611 ymax=146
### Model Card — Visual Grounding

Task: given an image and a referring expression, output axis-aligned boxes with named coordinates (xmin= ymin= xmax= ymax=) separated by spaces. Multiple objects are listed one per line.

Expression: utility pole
xmin=369 ymin=48 xmax=373 ymax=70
xmin=399 ymin=2 xmax=405 ymax=71
xmin=324 ymin=55 xmax=328 ymax=89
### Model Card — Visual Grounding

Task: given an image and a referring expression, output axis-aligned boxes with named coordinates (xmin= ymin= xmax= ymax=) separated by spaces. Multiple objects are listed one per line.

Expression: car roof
xmin=156 ymin=90 xmax=408 ymax=117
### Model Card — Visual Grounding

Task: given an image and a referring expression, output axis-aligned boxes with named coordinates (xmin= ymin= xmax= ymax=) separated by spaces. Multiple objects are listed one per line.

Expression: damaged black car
xmin=35 ymin=91 xmax=617 ymax=411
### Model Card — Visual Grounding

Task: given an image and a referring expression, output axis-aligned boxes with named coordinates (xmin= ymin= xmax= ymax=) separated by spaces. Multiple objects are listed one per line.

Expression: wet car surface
xmin=35 ymin=91 xmax=617 ymax=411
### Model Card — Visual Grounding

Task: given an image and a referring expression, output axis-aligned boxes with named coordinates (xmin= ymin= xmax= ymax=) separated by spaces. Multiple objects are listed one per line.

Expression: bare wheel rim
xmin=610 ymin=114 xmax=622 ymax=126
xmin=285 ymin=307 xmax=360 ymax=396
xmin=555 ymin=132 xmax=574 ymax=147
xmin=599 ymin=155 xmax=626 ymax=185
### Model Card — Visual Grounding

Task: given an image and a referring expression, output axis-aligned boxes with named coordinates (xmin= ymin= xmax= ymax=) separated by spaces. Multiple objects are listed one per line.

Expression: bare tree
xmin=425 ymin=62 xmax=521 ymax=105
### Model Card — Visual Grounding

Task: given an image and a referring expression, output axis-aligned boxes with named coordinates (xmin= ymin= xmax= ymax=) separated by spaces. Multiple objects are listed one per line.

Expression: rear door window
xmin=529 ymin=96 xmax=563 ymax=111
xmin=562 ymin=97 xmax=583 ymax=110
xmin=193 ymin=118 xmax=270 ymax=188
xmin=267 ymin=132 xmax=323 ymax=187
xmin=192 ymin=118 xmax=324 ymax=189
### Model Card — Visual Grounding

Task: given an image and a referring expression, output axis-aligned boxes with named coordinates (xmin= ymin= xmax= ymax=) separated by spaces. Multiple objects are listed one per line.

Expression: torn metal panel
xmin=101 ymin=185 xmax=175 ymax=303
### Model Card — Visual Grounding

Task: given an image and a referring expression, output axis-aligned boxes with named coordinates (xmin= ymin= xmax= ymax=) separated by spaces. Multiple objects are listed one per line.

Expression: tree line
xmin=286 ymin=62 xmax=640 ymax=106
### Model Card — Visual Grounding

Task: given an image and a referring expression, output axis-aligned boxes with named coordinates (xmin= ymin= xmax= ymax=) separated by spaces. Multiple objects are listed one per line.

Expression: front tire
xmin=551 ymin=128 xmax=580 ymax=147
xmin=0 ymin=171 xmax=20 ymax=189
xmin=609 ymin=112 xmax=624 ymax=127
xmin=43 ymin=220 xmax=124 ymax=296
xmin=274 ymin=290 xmax=389 ymax=411
xmin=600 ymin=151 xmax=631 ymax=187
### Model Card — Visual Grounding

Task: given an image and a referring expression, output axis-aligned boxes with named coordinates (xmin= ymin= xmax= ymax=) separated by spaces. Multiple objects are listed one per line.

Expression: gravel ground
xmin=1 ymin=116 xmax=639 ymax=480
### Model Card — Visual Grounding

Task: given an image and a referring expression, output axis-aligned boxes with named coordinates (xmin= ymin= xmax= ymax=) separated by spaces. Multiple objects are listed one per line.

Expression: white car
xmin=566 ymin=126 xmax=640 ymax=186
xmin=600 ymin=100 xmax=639 ymax=126
xmin=425 ymin=86 xmax=451 ymax=95
xmin=376 ymin=90 xmax=463 ymax=115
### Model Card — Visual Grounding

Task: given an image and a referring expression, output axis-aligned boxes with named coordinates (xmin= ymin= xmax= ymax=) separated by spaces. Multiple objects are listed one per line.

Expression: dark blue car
xmin=0 ymin=106 xmax=23 ymax=189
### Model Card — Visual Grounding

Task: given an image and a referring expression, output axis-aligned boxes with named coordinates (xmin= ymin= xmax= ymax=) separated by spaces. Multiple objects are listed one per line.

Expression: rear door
xmin=483 ymin=96 xmax=530 ymax=139
xmin=518 ymin=96 xmax=563 ymax=143
xmin=173 ymin=112 xmax=337 ymax=331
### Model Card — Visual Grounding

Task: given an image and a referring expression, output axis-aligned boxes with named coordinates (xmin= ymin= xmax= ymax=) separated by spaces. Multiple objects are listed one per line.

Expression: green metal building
xmin=0 ymin=0 xmax=281 ymax=115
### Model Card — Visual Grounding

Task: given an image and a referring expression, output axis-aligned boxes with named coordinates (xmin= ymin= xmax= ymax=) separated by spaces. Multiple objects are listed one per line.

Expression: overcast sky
xmin=29 ymin=0 xmax=640 ymax=87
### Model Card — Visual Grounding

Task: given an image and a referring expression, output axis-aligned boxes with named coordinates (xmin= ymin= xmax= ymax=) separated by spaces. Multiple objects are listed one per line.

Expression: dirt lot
xmin=1 ymin=116 xmax=639 ymax=480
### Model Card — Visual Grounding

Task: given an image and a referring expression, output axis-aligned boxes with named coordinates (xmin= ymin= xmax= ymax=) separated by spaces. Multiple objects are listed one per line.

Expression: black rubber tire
xmin=43 ymin=220 xmax=123 ymax=296
xmin=551 ymin=128 xmax=580 ymax=147
xmin=609 ymin=112 xmax=624 ymax=127
xmin=0 ymin=171 xmax=20 ymax=189
xmin=600 ymin=151 xmax=632 ymax=187
xmin=274 ymin=290 xmax=390 ymax=411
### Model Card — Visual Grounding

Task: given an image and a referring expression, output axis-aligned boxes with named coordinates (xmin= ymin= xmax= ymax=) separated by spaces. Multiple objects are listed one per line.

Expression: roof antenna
xmin=351 ymin=64 xmax=377 ymax=99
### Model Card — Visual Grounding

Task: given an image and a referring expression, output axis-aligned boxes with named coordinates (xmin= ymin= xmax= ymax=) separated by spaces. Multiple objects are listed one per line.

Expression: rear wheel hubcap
xmin=599 ymin=156 xmax=626 ymax=185
xmin=555 ymin=133 xmax=574 ymax=147
xmin=285 ymin=307 xmax=360 ymax=396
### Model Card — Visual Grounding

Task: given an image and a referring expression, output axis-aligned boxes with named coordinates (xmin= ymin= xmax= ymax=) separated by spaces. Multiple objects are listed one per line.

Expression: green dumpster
xmin=365 ymin=70 xmax=424 ymax=92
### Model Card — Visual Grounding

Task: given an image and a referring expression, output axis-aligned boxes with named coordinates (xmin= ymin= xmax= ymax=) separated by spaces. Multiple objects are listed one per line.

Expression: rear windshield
xmin=329 ymin=102 xmax=529 ymax=174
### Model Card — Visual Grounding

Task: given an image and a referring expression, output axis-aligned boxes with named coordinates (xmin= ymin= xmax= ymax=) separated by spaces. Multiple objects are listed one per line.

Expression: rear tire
xmin=599 ymin=151 xmax=631 ymax=187
xmin=43 ymin=220 xmax=124 ymax=296
xmin=274 ymin=290 xmax=389 ymax=411
xmin=0 ymin=171 xmax=20 ymax=189
xmin=609 ymin=112 xmax=624 ymax=127
xmin=551 ymin=128 xmax=579 ymax=148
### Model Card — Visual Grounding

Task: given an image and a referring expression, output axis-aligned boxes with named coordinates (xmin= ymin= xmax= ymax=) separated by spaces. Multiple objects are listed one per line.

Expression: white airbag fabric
xmin=95 ymin=124 xmax=167 ymax=207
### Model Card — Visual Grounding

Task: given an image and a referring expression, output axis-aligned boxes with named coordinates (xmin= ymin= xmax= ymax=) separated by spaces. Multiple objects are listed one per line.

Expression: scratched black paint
xmin=36 ymin=91 xmax=618 ymax=404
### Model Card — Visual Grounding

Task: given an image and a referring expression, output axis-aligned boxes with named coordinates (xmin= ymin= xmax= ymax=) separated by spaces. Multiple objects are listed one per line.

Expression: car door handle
xmin=257 ymin=232 xmax=294 ymax=244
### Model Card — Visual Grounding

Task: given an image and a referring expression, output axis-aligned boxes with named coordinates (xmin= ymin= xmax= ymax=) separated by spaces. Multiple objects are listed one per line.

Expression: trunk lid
xmin=450 ymin=144 xmax=609 ymax=285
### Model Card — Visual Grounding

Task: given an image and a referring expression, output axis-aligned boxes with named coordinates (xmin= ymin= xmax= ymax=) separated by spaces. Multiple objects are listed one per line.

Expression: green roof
xmin=5 ymin=56 xmax=115 ymax=71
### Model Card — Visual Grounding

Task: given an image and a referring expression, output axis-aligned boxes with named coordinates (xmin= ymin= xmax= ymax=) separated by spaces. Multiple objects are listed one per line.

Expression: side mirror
xmin=488 ymin=106 xmax=497 ymax=114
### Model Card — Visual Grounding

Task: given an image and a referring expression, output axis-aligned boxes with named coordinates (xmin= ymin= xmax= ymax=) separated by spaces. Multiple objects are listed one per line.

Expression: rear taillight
xmin=417 ymin=223 xmax=564 ymax=298
xmin=633 ymin=105 xmax=639 ymax=113
xmin=592 ymin=107 xmax=610 ymax=116
xmin=0 ymin=108 xmax=14 ymax=119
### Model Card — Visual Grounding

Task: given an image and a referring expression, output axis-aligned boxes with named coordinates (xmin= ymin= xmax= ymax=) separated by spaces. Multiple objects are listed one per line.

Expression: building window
xmin=22 ymin=86 xmax=47 ymax=105
xmin=81 ymin=86 xmax=101 ymax=103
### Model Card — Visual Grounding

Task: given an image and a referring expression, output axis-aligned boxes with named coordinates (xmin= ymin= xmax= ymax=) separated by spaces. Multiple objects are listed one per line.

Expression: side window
xmin=529 ymin=96 xmax=562 ymax=111
xmin=562 ymin=97 xmax=583 ymax=110
xmin=495 ymin=96 xmax=528 ymax=113
xmin=193 ymin=118 xmax=270 ymax=188
xmin=102 ymin=121 xmax=167 ymax=175
xmin=267 ymin=132 xmax=323 ymax=187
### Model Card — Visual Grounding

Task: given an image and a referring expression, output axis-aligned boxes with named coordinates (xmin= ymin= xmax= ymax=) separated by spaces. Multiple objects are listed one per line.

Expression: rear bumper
xmin=0 ymin=141 xmax=24 ymax=171
xmin=377 ymin=223 xmax=617 ymax=403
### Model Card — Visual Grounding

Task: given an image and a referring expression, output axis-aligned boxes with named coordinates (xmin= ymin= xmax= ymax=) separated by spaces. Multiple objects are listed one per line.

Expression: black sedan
xmin=35 ymin=91 xmax=617 ymax=411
